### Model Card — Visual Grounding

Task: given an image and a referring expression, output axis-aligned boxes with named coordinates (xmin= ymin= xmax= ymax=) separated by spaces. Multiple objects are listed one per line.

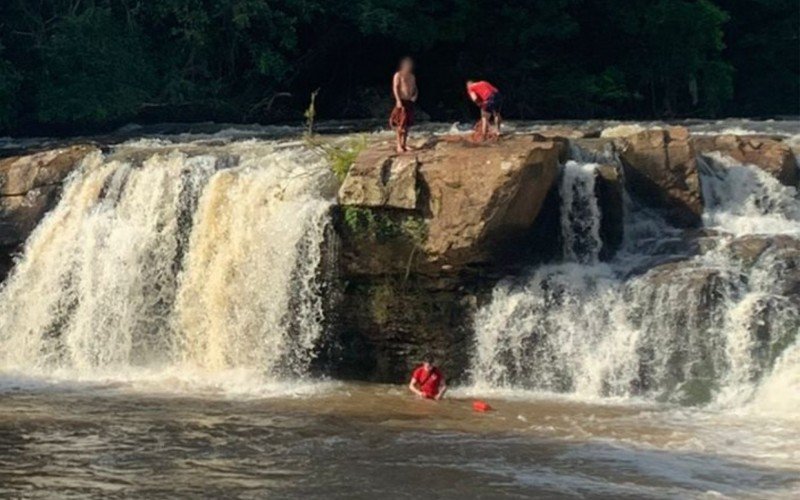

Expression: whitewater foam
xmin=0 ymin=141 xmax=336 ymax=391
xmin=471 ymin=154 xmax=800 ymax=414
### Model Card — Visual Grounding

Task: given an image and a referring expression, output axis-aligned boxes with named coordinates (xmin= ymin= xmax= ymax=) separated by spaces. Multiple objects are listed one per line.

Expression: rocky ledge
xmin=330 ymin=127 xmax=798 ymax=381
xmin=0 ymin=145 xmax=99 ymax=277
xmin=0 ymin=126 xmax=797 ymax=383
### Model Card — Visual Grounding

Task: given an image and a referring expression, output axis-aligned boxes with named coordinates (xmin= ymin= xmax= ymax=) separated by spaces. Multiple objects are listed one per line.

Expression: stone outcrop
xmin=693 ymin=135 xmax=798 ymax=187
xmin=339 ymin=135 xmax=562 ymax=269
xmin=338 ymin=149 xmax=419 ymax=209
xmin=334 ymin=135 xmax=562 ymax=381
xmin=726 ymin=234 xmax=800 ymax=295
xmin=0 ymin=145 xmax=97 ymax=278
xmin=619 ymin=127 xmax=703 ymax=227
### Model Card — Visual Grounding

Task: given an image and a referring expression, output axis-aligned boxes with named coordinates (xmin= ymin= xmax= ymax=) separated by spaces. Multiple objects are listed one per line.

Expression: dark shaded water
xmin=1 ymin=383 xmax=797 ymax=499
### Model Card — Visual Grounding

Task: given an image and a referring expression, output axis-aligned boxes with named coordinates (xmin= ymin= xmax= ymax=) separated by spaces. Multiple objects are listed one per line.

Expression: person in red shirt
xmin=409 ymin=354 xmax=447 ymax=400
xmin=466 ymin=80 xmax=502 ymax=140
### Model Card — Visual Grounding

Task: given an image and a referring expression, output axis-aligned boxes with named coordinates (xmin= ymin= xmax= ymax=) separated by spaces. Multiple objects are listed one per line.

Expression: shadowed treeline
xmin=0 ymin=0 xmax=797 ymax=135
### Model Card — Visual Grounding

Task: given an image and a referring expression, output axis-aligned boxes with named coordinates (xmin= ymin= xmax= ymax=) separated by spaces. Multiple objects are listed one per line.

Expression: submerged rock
xmin=619 ymin=127 xmax=703 ymax=227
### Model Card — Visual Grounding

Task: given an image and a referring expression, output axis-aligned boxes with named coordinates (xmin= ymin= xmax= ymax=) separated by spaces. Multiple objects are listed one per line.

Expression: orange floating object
xmin=472 ymin=400 xmax=492 ymax=412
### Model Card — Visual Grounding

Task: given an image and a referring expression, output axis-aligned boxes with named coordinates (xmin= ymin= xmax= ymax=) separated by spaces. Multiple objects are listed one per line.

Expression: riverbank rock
xmin=619 ymin=127 xmax=703 ymax=227
xmin=1 ymin=145 xmax=97 ymax=279
xmin=692 ymin=135 xmax=798 ymax=187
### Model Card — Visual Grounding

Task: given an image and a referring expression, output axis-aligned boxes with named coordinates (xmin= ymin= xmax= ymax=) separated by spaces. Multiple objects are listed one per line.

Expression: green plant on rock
xmin=341 ymin=206 xmax=427 ymax=246
xmin=306 ymin=135 xmax=367 ymax=182
xmin=401 ymin=216 xmax=428 ymax=246
xmin=304 ymin=88 xmax=319 ymax=136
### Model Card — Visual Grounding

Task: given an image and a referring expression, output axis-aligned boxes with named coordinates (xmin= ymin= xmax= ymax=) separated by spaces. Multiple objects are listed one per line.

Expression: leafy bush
xmin=306 ymin=136 xmax=367 ymax=182
xmin=341 ymin=206 xmax=427 ymax=246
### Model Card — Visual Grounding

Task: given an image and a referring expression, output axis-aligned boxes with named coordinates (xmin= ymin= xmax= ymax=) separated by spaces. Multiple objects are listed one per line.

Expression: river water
xmin=1 ymin=381 xmax=798 ymax=499
xmin=1 ymin=121 xmax=799 ymax=498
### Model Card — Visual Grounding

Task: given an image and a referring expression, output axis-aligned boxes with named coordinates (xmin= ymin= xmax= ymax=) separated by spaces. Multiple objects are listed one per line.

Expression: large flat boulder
xmin=417 ymin=137 xmax=560 ymax=265
xmin=619 ymin=127 xmax=703 ymax=227
xmin=337 ymin=135 xmax=561 ymax=271
xmin=693 ymin=135 xmax=798 ymax=187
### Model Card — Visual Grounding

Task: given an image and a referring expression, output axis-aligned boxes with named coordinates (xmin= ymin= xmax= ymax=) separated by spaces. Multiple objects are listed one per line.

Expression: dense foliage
xmin=0 ymin=0 xmax=796 ymax=135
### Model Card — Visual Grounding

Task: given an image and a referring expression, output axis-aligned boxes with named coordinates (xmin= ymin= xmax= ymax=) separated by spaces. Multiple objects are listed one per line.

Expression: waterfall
xmin=560 ymin=161 xmax=602 ymax=263
xmin=472 ymin=155 xmax=800 ymax=410
xmin=0 ymin=140 xmax=336 ymax=384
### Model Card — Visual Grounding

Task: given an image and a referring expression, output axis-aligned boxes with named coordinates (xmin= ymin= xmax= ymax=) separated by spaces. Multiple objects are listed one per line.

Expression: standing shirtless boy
xmin=391 ymin=57 xmax=418 ymax=153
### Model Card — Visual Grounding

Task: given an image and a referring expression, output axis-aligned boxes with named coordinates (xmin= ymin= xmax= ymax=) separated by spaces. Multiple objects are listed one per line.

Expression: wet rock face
xmin=726 ymin=234 xmax=800 ymax=296
xmin=0 ymin=145 xmax=97 ymax=279
xmin=594 ymin=164 xmax=624 ymax=260
xmin=334 ymin=135 xmax=562 ymax=381
xmin=693 ymin=135 xmax=798 ymax=187
xmin=330 ymin=275 xmax=483 ymax=383
xmin=619 ymin=127 xmax=703 ymax=228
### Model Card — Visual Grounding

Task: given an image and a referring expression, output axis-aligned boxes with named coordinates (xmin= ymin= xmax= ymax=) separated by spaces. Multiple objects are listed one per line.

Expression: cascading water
xmin=0 ymin=139 xmax=336 ymax=386
xmin=472 ymin=154 xmax=800 ymax=410
xmin=560 ymin=161 xmax=602 ymax=263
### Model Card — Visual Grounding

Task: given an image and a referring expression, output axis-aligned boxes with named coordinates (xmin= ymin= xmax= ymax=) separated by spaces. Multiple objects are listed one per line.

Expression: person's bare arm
xmin=468 ymin=90 xmax=480 ymax=105
xmin=410 ymin=78 xmax=419 ymax=102
xmin=435 ymin=381 xmax=447 ymax=400
xmin=408 ymin=377 xmax=424 ymax=397
xmin=393 ymin=73 xmax=403 ymax=108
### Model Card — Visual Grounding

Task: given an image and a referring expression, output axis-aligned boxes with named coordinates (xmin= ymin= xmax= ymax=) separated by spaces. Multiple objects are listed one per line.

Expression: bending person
xmin=466 ymin=79 xmax=502 ymax=140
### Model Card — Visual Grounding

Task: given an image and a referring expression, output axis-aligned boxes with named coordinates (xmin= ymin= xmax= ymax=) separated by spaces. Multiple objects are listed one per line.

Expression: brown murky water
xmin=1 ymin=381 xmax=798 ymax=499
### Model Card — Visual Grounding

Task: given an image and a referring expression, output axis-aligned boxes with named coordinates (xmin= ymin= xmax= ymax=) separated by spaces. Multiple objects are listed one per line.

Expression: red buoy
xmin=472 ymin=400 xmax=492 ymax=412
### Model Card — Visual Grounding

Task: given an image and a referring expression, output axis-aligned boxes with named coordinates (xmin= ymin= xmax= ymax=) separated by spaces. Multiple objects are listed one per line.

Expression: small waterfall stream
xmin=560 ymin=161 xmax=602 ymax=263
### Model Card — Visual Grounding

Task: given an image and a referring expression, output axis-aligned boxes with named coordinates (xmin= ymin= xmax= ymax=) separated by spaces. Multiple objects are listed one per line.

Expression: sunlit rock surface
xmin=693 ymin=134 xmax=798 ymax=187
xmin=0 ymin=145 xmax=97 ymax=278
xmin=618 ymin=127 xmax=703 ymax=227
xmin=338 ymin=135 xmax=562 ymax=268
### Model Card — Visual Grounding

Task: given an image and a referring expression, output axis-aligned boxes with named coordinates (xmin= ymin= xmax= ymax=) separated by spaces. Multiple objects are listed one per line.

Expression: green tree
xmin=0 ymin=45 xmax=21 ymax=128
xmin=36 ymin=6 xmax=156 ymax=125
xmin=716 ymin=0 xmax=799 ymax=115
xmin=616 ymin=0 xmax=730 ymax=116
